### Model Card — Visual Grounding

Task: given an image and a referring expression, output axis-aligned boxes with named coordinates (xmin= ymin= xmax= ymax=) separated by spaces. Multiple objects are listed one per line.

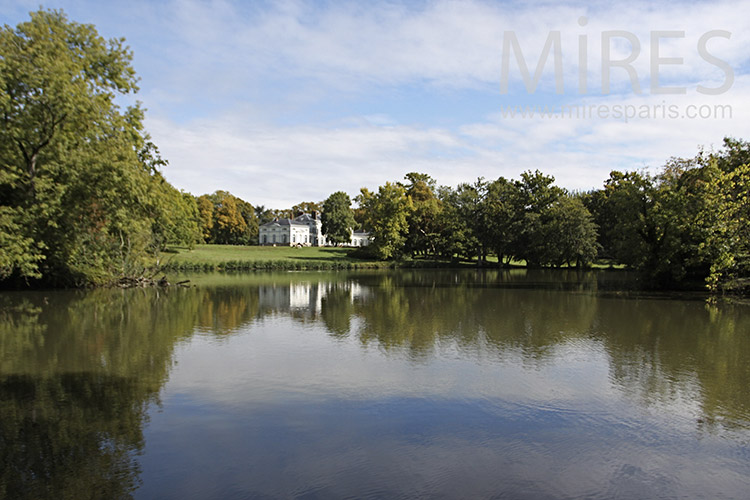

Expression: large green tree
xmin=357 ymin=183 xmax=412 ymax=259
xmin=402 ymin=173 xmax=442 ymax=257
xmin=483 ymin=177 xmax=520 ymax=265
xmin=436 ymin=180 xmax=488 ymax=263
xmin=0 ymin=9 xmax=190 ymax=285
xmin=510 ymin=170 xmax=565 ymax=266
xmin=321 ymin=191 xmax=356 ymax=245
xmin=539 ymin=195 xmax=599 ymax=267
xmin=198 ymin=191 xmax=257 ymax=245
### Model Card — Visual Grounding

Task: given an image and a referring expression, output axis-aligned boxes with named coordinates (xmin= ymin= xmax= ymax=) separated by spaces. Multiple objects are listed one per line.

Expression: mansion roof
xmin=259 ymin=218 xmax=308 ymax=228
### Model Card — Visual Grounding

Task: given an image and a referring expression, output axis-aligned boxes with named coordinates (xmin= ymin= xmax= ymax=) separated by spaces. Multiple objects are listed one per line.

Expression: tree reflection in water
xmin=1 ymin=270 xmax=749 ymax=497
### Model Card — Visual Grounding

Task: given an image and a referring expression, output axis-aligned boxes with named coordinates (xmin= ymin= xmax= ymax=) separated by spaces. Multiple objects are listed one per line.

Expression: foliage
xmin=402 ymin=173 xmax=442 ymax=257
xmin=149 ymin=177 xmax=201 ymax=251
xmin=510 ymin=170 xmax=567 ymax=266
xmin=357 ymin=182 xmax=413 ymax=259
xmin=253 ymin=204 xmax=276 ymax=225
xmin=197 ymin=195 xmax=215 ymax=241
xmin=0 ymin=9 xmax=198 ymax=286
xmin=583 ymin=139 xmax=750 ymax=290
xmin=291 ymin=201 xmax=322 ymax=216
xmin=539 ymin=195 xmax=599 ymax=267
xmin=197 ymin=191 xmax=258 ymax=245
xmin=697 ymin=148 xmax=750 ymax=292
xmin=483 ymin=177 xmax=519 ymax=265
xmin=321 ymin=191 xmax=356 ymax=245
xmin=436 ymin=180 xmax=487 ymax=262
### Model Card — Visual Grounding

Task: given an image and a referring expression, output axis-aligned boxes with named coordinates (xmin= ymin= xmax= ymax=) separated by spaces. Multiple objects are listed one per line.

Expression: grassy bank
xmin=160 ymin=245 xmax=392 ymax=271
xmin=159 ymin=244 xmax=623 ymax=272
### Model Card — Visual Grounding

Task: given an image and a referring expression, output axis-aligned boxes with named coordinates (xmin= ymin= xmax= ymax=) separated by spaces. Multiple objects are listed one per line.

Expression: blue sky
xmin=2 ymin=0 xmax=748 ymax=207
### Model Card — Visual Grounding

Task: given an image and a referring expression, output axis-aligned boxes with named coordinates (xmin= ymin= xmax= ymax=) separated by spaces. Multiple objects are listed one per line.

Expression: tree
xmin=707 ymin=137 xmax=750 ymax=173
xmin=436 ymin=180 xmax=488 ymax=263
xmin=693 ymin=138 xmax=750 ymax=291
xmin=149 ymin=182 xmax=201 ymax=250
xmin=357 ymin=182 xmax=412 ymax=259
xmin=211 ymin=193 xmax=247 ymax=244
xmin=511 ymin=170 xmax=565 ymax=266
xmin=483 ymin=177 xmax=519 ymax=265
xmin=321 ymin=191 xmax=356 ymax=245
xmin=704 ymin=163 xmax=750 ymax=292
xmin=0 ymin=9 xmax=177 ymax=285
xmin=197 ymin=196 xmax=215 ymax=242
xmin=234 ymin=197 xmax=259 ymax=245
xmin=254 ymin=205 xmax=275 ymax=225
xmin=540 ymin=195 xmax=599 ymax=267
xmin=402 ymin=173 xmax=442 ymax=257
xmin=198 ymin=191 xmax=257 ymax=245
xmin=291 ymin=201 xmax=322 ymax=216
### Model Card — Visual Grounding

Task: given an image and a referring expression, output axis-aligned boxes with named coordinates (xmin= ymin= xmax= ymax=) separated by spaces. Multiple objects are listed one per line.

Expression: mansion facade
xmin=259 ymin=212 xmax=370 ymax=247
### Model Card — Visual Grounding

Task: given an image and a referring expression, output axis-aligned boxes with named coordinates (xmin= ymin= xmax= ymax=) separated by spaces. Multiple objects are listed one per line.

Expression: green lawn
xmin=161 ymin=244 xmax=384 ymax=271
xmin=160 ymin=244 xmax=624 ymax=271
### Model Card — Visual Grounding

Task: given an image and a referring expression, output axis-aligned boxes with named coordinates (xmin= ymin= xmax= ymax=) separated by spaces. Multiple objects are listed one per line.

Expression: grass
xmin=160 ymin=244 xmax=390 ymax=271
xmin=159 ymin=244 xmax=626 ymax=272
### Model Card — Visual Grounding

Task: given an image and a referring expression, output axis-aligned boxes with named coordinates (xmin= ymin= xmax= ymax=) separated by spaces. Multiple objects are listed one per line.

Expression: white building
xmin=350 ymin=229 xmax=370 ymax=247
xmin=259 ymin=212 xmax=327 ymax=246
xmin=292 ymin=212 xmax=326 ymax=246
xmin=258 ymin=211 xmax=371 ymax=247
xmin=258 ymin=218 xmax=308 ymax=246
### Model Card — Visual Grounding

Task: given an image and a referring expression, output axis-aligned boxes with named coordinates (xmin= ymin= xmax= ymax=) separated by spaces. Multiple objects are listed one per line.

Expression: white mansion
xmin=259 ymin=212 xmax=370 ymax=247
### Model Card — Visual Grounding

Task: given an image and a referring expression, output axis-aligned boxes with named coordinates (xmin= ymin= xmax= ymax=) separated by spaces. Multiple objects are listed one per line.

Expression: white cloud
xmin=6 ymin=0 xmax=747 ymax=207
xmin=151 ymin=116 xmax=469 ymax=206
xmin=153 ymin=74 xmax=749 ymax=206
xmin=139 ymin=0 xmax=749 ymax=98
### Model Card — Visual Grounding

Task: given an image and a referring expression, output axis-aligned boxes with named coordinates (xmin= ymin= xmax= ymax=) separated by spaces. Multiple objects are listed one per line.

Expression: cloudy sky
xmin=2 ymin=0 xmax=748 ymax=207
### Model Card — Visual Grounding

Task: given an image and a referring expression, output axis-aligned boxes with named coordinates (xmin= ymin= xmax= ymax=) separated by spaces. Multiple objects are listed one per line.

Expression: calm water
xmin=1 ymin=270 xmax=749 ymax=499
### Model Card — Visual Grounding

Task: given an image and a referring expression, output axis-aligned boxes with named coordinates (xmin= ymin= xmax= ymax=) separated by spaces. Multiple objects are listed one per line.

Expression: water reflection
xmin=1 ymin=271 xmax=749 ymax=498
xmin=0 ymin=288 xmax=199 ymax=499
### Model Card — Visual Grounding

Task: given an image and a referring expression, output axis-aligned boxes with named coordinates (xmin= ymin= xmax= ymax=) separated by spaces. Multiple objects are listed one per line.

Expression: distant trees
xmin=483 ymin=177 xmax=517 ymax=265
xmin=150 ymin=180 xmax=202 ymax=251
xmin=196 ymin=191 xmax=258 ymax=245
xmin=540 ymin=196 xmax=599 ymax=267
xmin=345 ymin=140 xmax=750 ymax=293
xmin=292 ymin=201 xmax=322 ymax=216
xmin=348 ymin=172 xmax=600 ymax=269
xmin=186 ymin=136 xmax=750 ymax=294
xmin=321 ymin=192 xmax=356 ymax=245
xmin=254 ymin=205 xmax=275 ymax=225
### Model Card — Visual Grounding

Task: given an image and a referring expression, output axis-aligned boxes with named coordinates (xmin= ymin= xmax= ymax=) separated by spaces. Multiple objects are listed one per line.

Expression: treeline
xmin=584 ymin=138 xmax=750 ymax=292
xmin=2 ymin=10 xmax=749 ymax=294
xmin=346 ymin=138 xmax=750 ymax=292
xmin=352 ymin=172 xmax=598 ymax=268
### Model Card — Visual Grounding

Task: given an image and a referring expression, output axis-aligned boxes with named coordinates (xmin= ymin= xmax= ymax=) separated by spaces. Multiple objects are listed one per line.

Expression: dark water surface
xmin=1 ymin=270 xmax=749 ymax=499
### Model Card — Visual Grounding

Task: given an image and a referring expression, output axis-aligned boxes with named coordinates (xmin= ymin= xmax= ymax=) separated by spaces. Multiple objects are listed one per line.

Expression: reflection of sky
xmin=138 ymin=314 xmax=750 ymax=499
xmin=170 ymin=317 xmax=619 ymax=405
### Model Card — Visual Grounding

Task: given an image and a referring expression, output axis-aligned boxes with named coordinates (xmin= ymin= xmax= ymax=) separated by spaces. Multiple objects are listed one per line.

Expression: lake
xmin=1 ymin=269 xmax=749 ymax=499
